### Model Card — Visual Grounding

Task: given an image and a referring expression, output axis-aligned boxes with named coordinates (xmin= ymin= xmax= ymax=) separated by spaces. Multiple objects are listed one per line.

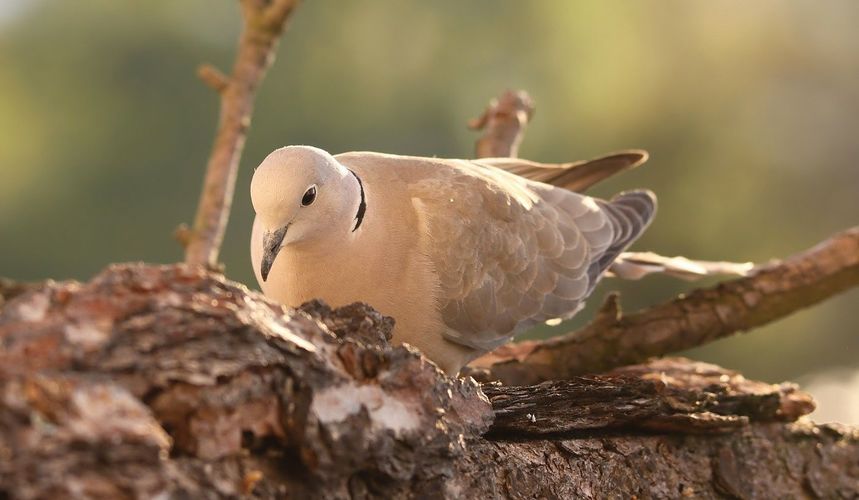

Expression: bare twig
xmin=182 ymin=0 xmax=300 ymax=270
xmin=476 ymin=226 xmax=859 ymax=385
xmin=196 ymin=64 xmax=230 ymax=94
xmin=173 ymin=223 xmax=192 ymax=248
xmin=468 ymin=89 xmax=534 ymax=158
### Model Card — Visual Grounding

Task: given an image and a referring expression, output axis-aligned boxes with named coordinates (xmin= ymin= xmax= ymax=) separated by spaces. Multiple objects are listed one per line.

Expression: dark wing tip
xmin=611 ymin=189 xmax=657 ymax=221
xmin=586 ymin=190 xmax=658 ymax=287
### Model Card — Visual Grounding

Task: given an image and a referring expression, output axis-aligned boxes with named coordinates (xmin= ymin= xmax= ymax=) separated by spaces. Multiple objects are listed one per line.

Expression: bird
xmin=250 ymin=145 xmax=656 ymax=375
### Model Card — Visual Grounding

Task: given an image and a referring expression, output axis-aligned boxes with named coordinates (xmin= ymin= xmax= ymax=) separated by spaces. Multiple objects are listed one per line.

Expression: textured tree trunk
xmin=1 ymin=264 xmax=856 ymax=499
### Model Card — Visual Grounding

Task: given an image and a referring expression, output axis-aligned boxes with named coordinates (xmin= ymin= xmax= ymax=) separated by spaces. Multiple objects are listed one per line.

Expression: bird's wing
xmin=608 ymin=252 xmax=754 ymax=281
xmin=474 ymin=150 xmax=648 ymax=192
xmin=406 ymin=158 xmax=655 ymax=351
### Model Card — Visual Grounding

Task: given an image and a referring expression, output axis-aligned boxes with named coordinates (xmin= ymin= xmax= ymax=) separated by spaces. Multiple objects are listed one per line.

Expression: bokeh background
xmin=1 ymin=1 xmax=857 ymax=421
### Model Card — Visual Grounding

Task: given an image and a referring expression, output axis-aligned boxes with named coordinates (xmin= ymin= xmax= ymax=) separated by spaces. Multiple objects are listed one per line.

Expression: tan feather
xmin=398 ymin=156 xmax=655 ymax=351
xmin=476 ymin=150 xmax=648 ymax=192
xmin=608 ymin=252 xmax=754 ymax=281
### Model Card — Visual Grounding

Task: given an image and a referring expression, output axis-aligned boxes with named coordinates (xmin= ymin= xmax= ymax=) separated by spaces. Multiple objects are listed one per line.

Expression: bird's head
xmin=250 ymin=145 xmax=364 ymax=281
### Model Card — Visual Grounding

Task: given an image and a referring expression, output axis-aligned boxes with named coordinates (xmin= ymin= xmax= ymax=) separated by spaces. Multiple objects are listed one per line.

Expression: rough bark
xmin=476 ymin=226 xmax=859 ymax=385
xmin=456 ymin=422 xmax=858 ymax=500
xmin=486 ymin=358 xmax=814 ymax=436
xmin=0 ymin=278 xmax=45 ymax=308
xmin=181 ymin=0 xmax=300 ymax=269
xmin=1 ymin=264 xmax=856 ymax=499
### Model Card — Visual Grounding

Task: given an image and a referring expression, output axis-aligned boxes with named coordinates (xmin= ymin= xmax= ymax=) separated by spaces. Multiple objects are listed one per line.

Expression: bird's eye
xmin=301 ymin=185 xmax=317 ymax=206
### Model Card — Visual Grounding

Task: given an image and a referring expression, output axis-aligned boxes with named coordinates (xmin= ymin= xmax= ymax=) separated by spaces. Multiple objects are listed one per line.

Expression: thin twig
xmin=196 ymin=64 xmax=230 ymax=94
xmin=476 ymin=226 xmax=859 ymax=385
xmin=182 ymin=0 xmax=300 ymax=270
xmin=468 ymin=89 xmax=534 ymax=158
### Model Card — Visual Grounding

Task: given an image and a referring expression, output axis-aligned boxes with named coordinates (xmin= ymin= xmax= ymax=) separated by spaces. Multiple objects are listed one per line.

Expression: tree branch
xmin=477 ymin=226 xmax=859 ymax=385
xmin=468 ymin=89 xmax=534 ymax=158
xmin=196 ymin=63 xmax=231 ymax=94
xmin=182 ymin=0 xmax=300 ymax=270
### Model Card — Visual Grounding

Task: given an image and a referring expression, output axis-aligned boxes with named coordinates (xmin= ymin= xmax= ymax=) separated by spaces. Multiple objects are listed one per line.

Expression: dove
xmin=250 ymin=145 xmax=656 ymax=374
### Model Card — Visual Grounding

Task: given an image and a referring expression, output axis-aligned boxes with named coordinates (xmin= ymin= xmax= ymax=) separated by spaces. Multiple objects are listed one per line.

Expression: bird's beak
xmin=260 ymin=225 xmax=289 ymax=282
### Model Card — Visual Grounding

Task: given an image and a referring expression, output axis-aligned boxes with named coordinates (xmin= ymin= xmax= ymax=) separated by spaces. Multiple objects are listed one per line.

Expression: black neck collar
xmin=348 ymin=170 xmax=367 ymax=232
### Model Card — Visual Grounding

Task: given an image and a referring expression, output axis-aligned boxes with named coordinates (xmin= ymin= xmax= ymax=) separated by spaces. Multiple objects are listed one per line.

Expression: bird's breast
xmin=261 ymin=243 xmax=401 ymax=312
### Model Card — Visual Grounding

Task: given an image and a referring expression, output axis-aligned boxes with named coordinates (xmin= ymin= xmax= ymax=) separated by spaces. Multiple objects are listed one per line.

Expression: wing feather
xmin=334 ymin=150 xmax=657 ymax=353
xmin=407 ymin=158 xmax=655 ymax=352
xmin=475 ymin=150 xmax=648 ymax=192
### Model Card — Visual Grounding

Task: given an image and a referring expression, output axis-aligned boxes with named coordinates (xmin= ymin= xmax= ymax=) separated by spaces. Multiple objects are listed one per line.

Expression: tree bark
xmin=1 ymin=264 xmax=855 ymax=498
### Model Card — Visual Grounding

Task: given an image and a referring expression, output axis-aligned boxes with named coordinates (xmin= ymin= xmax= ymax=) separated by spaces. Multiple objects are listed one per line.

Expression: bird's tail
xmin=588 ymin=190 xmax=657 ymax=287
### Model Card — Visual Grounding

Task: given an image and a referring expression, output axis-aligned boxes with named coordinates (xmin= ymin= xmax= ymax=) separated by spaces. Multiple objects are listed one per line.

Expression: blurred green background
xmin=1 ymin=1 xmax=857 ymax=421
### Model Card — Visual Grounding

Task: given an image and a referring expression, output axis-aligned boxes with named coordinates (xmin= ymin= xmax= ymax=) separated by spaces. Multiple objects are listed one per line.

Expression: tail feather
xmin=588 ymin=190 xmax=657 ymax=288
